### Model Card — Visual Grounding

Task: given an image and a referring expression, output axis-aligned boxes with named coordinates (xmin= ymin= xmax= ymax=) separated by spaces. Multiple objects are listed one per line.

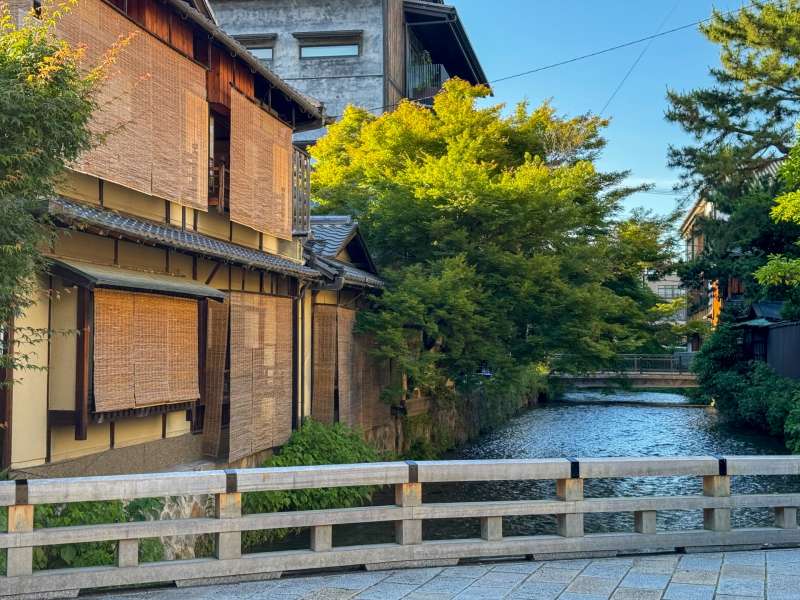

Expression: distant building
xmin=646 ymin=273 xmax=687 ymax=324
xmin=211 ymin=0 xmax=489 ymax=144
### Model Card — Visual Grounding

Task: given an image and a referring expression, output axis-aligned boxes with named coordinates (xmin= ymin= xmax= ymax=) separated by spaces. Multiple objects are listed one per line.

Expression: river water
xmin=329 ymin=389 xmax=800 ymax=546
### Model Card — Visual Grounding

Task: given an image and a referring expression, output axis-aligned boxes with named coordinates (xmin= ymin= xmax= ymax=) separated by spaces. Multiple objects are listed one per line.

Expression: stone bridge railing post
xmin=215 ymin=472 xmax=242 ymax=560
xmin=556 ymin=461 xmax=584 ymax=538
xmin=7 ymin=481 xmax=33 ymax=577
xmin=396 ymin=462 xmax=422 ymax=545
xmin=703 ymin=459 xmax=731 ymax=532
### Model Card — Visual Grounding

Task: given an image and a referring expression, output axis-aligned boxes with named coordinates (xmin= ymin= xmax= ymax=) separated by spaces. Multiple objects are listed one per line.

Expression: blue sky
xmin=452 ymin=0 xmax=744 ymax=216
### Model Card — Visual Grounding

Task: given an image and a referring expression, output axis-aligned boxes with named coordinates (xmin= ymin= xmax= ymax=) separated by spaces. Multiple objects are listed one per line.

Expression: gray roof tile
xmin=51 ymin=197 xmax=319 ymax=279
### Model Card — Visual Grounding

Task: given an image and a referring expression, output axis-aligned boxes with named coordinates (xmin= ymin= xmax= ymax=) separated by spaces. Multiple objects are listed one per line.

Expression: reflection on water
xmin=562 ymin=389 xmax=698 ymax=405
xmin=268 ymin=392 xmax=798 ymax=549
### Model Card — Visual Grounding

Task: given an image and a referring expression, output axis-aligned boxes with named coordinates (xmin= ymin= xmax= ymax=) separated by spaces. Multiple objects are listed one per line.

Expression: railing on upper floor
xmin=208 ymin=158 xmax=229 ymax=214
xmin=3 ymin=456 xmax=800 ymax=597
xmin=292 ymin=146 xmax=311 ymax=237
xmin=407 ymin=63 xmax=449 ymax=105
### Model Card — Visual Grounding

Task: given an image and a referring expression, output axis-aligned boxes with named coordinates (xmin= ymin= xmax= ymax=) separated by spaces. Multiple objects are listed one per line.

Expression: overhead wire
xmin=327 ymin=2 xmax=758 ymax=121
xmin=599 ymin=0 xmax=683 ymax=115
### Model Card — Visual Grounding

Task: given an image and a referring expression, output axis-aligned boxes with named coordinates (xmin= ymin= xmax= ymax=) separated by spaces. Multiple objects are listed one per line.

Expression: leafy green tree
xmin=0 ymin=1 xmax=102 ymax=375
xmin=666 ymin=0 xmax=800 ymax=191
xmin=311 ymin=80 xmax=676 ymax=404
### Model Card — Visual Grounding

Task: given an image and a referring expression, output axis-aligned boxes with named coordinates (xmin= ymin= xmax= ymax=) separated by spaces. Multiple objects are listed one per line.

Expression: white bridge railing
xmin=3 ymin=456 xmax=800 ymax=597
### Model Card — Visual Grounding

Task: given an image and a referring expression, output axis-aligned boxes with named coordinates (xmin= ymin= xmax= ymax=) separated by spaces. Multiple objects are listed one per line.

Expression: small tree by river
xmin=311 ymin=80 xmax=679 ymax=426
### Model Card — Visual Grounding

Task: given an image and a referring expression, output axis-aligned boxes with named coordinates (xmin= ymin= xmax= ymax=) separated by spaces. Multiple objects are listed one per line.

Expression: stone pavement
xmin=98 ymin=548 xmax=800 ymax=600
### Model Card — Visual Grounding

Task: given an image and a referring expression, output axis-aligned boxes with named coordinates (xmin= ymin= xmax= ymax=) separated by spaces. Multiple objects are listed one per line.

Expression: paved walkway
xmin=99 ymin=548 xmax=800 ymax=600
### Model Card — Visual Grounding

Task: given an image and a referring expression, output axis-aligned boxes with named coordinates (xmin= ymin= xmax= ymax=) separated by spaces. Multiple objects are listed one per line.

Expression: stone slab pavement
xmin=94 ymin=548 xmax=800 ymax=600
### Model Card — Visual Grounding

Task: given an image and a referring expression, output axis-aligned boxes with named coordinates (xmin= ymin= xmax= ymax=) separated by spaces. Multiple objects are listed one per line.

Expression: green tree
xmin=666 ymin=0 xmax=800 ymax=191
xmin=311 ymin=80 xmax=676 ymax=405
xmin=0 ymin=0 xmax=103 ymax=375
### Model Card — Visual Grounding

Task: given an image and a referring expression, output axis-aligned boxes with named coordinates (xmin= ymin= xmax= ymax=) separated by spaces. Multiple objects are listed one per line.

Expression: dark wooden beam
xmin=75 ymin=287 xmax=91 ymax=441
xmin=193 ymin=299 xmax=208 ymax=433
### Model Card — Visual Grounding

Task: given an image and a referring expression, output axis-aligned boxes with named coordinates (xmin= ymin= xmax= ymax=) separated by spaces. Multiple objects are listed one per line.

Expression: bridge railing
xmin=3 ymin=456 xmax=800 ymax=597
xmin=614 ymin=354 xmax=694 ymax=373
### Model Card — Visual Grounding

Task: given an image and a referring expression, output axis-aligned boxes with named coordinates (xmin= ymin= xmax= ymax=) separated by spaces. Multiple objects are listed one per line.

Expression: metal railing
xmin=3 ymin=456 xmax=800 ymax=597
xmin=292 ymin=146 xmax=311 ymax=236
xmin=615 ymin=353 xmax=695 ymax=374
xmin=407 ymin=63 xmax=448 ymax=105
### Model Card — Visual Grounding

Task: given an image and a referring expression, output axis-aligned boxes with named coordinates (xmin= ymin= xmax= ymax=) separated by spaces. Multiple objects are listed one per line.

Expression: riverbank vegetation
xmin=311 ymin=79 xmax=679 ymax=436
xmin=671 ymin=1 xmax=800 ymax=450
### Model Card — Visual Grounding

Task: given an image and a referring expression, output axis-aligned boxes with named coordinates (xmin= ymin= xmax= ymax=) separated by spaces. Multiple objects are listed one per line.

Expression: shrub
xmin=242 ymin=419 xmax=381 ymax=550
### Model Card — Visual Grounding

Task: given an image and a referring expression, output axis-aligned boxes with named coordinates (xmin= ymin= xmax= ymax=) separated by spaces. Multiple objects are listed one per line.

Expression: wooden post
xmin=775 ymin=507 xmax=798 ymax=529
xmin=703 ymin=475 xmax=731 ymax=532
xmin=7 ymin=503 xmax=34 ymax=576
xmin=310 ymin=525 xmax=332 ymax=552
xmin=556 ymin=478 xmax=584 ymax=538
xmin=395 ymin=482 xmax=422 ymax=545
xmin=74 ymin=288 xmax=91 ymax=441
xmin=480 ymin=516 xmax=502 ymax=542
xmin=634 ymin=510 xmax=657 ymax=534
xmin=117 ymin=539 xmax=139 ymax=568
xmin=214 ymin=492 xmax=241 ymax=560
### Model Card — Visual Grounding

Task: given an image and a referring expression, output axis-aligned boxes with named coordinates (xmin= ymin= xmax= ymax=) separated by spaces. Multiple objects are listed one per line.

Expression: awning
xmin=49 ymin=258 xmax=226 ymax=301
xmin=734 ymin=318 xmax=773 ymax=328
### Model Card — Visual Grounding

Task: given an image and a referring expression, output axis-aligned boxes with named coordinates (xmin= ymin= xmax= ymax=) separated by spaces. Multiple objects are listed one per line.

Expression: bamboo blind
xmin=229 ymin=88 xmax=293 ymax=240
xmin=94 ymin=289 xmax=136 ymax=412
xmin=93 ymin=289 xmax=200 ymax=413
xmin=311 ymin=304 xmax=337 ymax=425
xmin=336 ymin=308 xmax=356 ymax=427
xmin=352 ymin=332 xmax=392 ymax=431
xmin=229 ymin=292 xmax=294 ymax=462
xmin=202 ymin=298 xmax=229 ymax=457
xmin=56 ymin=0 xmax=208 ymax=210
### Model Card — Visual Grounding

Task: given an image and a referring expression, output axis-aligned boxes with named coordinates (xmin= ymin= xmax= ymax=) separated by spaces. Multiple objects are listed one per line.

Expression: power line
xmin=328 ymin=2 xmax=758 ymax=120
xmin=599 ymin=0 xmax=683 ymax=116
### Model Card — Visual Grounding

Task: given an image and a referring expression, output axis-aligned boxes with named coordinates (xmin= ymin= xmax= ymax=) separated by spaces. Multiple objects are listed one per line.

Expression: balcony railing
xmin=208 ymin=158 xmax=228 ymax=214
xmin=293 ymin=146 xmax=311 ymax=236
xmin=407 ymin=62 xmax=448 ymax=105
xmin=207 ymin=149 xmax=311 ymax=235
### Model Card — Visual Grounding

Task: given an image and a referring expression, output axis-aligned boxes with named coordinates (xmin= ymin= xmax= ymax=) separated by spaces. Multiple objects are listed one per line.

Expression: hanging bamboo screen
xmin=94 ymin=289 xmax=136 ymax=412
xmin=93 ymin=289 xmax=200 ymax=413
xmin=202 ymin=298 xmax=229 ymax=458
xmin=352 ymin=332 xmax=392 ymax=431
xmin=229 ymin=88 xmax=293 ymax=240
xmin=229 ymin=292 xmax=294 ymax=462
xmin=56 ymin=0 xmax=208 ymax=210
xmin=311 ymin=304 xmax=337 ymax=425
xmin=336 ymin=308 xmax=356 ymax=427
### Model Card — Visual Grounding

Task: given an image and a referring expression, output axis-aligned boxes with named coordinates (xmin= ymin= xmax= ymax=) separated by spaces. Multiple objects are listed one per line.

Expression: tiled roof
xmin=50 ymin=197 xmax=320 ymax=279
xmin=309 ymin=215 xmax=358 ymax=257
xmin=322 ymin=257 xmax=384 ymax=289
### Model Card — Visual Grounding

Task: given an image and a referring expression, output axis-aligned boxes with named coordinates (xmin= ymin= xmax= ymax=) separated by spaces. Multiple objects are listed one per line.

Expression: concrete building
xmin=211 ymin=0 xmax=489 ymax=144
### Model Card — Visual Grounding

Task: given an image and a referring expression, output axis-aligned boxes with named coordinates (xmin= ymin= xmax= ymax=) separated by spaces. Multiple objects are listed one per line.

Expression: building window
xmin=293 ymin=30 xmax=362 ymax=59
xmin=300 ymin=44 xmax=359 ymax=58
xmin=250 ymin=46 xmax=273 ymax=61
xmin=234 ymin=34 xmax=277 ymax=64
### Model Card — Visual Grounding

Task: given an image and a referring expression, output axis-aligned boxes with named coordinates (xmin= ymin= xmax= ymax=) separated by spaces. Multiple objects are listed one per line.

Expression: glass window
xmin=300 ymin=44 xmax=359 ymax=58
xmin=249 ymin=47 xmax=273 ymax=61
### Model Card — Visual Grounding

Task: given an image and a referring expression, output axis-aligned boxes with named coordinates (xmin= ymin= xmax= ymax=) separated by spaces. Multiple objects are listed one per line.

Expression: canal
xmin=266 ymin=389 xmax=798 ymax=549
xmin=333 ymin=389 xmax=798 ymax=547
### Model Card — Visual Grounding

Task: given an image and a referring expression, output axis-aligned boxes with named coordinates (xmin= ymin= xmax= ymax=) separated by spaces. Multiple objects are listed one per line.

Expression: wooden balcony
xmin=293 ymin=146 xmax=311 ymax=237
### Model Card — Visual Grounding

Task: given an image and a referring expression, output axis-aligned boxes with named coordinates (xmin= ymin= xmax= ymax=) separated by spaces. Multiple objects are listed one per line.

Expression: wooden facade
xmin=2 ymin=0 xmax=324 ymax=474
xmin=383 ymin=0 xmax=406 ymax=108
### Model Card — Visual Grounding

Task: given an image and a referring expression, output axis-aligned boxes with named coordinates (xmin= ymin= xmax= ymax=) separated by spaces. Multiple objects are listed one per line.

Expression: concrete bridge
xmin=3 ymin=456 xmax=800 ymax=598
xmin=552 ymin=354 xmax=698 ymax=389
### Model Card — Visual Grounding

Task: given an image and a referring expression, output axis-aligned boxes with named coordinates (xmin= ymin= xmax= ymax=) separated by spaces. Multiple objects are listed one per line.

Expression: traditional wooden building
xmin=1 ymin=0 xmax=333 ymax=475
xmin=305 ymin=216 xmax=396 ymax=450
